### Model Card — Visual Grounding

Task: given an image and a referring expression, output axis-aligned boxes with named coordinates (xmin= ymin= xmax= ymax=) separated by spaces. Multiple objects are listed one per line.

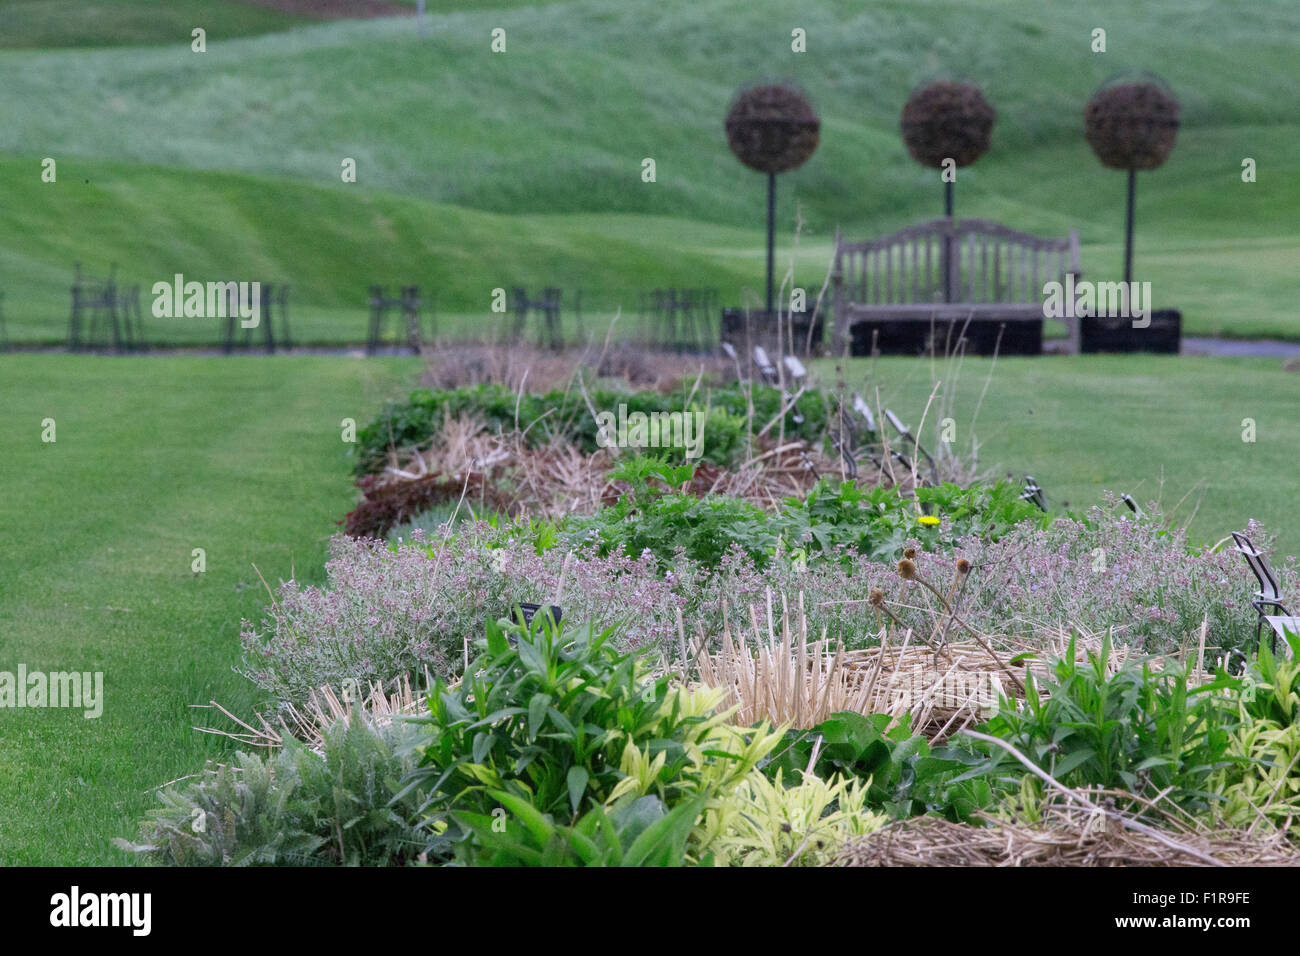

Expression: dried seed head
xmin=897 ymin=559 xmax=916 ymax=580
xmin=903 ymin=547 xmax=917 ymax=560
xmin=868 ymin=588 xmax=885 ymax=607
xmin=956 ymin=558 xmax=971 ymax=575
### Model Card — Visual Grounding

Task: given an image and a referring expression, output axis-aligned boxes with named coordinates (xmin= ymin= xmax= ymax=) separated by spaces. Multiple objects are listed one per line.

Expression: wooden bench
xmin=831 ymin=218 xmax=1082 ymax=356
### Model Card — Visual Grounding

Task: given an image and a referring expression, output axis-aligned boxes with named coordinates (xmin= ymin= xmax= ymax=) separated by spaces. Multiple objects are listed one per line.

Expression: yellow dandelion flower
xmin=918 ymin=515 xmax=941 ymax=526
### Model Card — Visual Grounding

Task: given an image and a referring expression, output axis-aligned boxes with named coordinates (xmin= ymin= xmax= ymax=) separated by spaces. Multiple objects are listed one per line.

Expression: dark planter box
xmin=1080 ymin=309 xmax=1181 ymax=354
xmin=850 ymin=318 xmax=1042 ymax=357
xmin=721 ymin=308 xmax=823 ymax=356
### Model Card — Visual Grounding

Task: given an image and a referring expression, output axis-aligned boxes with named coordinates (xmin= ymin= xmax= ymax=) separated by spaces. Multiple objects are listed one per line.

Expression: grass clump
xmin=116 ymin=713 xmax=430 ymax=867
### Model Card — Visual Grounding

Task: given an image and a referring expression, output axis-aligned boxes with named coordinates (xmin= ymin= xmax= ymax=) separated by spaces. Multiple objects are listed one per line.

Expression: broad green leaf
xmin=567 ymin=766 xmax=589 ymax=814
xmin=528 ymin=693 xmax=549 ymax=741
xmin=489 ymin=789 xmax=556 ymax=847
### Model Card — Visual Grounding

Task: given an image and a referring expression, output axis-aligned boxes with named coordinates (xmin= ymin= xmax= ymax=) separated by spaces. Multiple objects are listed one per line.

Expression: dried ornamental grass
xmin=1084 ymin=78 xmax=1180 ymax=171
xmin=192 ymin=673 xmax=430 ymax=756
xmin=691 ymin=594 xmax=873 ymax=730
xmin=690 ymin=589 xmax=1213 ymax=739
xmin=690 ymin=589 xmax=1015 ymax=738
xmin=900 ymin=80 xmax=996 ymax=169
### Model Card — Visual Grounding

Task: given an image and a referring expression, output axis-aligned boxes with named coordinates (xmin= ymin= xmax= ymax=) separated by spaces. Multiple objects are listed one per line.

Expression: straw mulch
xmin=834 ymin=802 xmax=1300 ymax=867
xmin=369 ymin=410 xmax=911 ymax=525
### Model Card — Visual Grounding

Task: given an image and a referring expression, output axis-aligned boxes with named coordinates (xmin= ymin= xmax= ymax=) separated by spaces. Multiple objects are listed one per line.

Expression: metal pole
xmin=942 ymin=180 xmax=955 ymax=302
xmin=1124 ymin=168 xmax=1136 ymax=285
xmin=417 ymin=0 xmax=427 ymax=38
xmin=942 ymin=182 xmax=954 ymax=303
xmin=766 ymin=171 xmax=776 ymax=315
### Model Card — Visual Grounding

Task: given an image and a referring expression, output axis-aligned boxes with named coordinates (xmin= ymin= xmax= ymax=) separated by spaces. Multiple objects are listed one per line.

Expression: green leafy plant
xmin=696 ymin=769 xmax=886 ymax=866
xmin=400 ymin=615 xmax=781 ymax=864
xmin=763 ymin=712 xmax=997 ymax=823
xmin=564 ymin=473 xmax=1046 ymax=573
xmin=777 ymin=478 xmax=1046 ymax=564
xmin=1215 ymin=631 xmax=1300 ymax=830
xmin=967 ymin=635 xmax=1242 ymax=814
xmin=455 ymin=790 xmax=712 ymax=867
xmin=564 ymin=457 xmax=779 ymax=568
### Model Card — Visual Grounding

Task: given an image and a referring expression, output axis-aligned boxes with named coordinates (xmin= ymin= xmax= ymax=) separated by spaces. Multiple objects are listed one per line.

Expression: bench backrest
xmin=833 ymin=218 xmax=1081 ymax=310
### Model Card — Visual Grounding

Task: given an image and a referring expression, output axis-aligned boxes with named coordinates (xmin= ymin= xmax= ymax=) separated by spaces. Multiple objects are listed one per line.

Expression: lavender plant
xmin=240 ymin=503 xmax=1294 ymax=708
xmin=239 ymin=530 xmax=683 ymax=706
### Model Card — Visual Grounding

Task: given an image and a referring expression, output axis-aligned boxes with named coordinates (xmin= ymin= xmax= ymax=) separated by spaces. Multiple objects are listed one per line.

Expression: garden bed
xmin=113 ymin=353 xmax=1300 ymax=868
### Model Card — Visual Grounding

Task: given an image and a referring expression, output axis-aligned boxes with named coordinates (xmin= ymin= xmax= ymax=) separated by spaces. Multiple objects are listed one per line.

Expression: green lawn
xmin=1 ymin=0 xmax=1298 ymax=341
xmin=814 ymin=354 xmax=1300 ymax=559
xmin=0 ymin=354 xmax=418 ymax=865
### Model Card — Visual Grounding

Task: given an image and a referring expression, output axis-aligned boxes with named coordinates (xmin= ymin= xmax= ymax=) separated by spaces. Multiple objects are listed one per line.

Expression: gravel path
xmin=1182 ymin=337 xmax=1300 ymax=358
xmin=240 ymin=0 xmax=413 ymax=19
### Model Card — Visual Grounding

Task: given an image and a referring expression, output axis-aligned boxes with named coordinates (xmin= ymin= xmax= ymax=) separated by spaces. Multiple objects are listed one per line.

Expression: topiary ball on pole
xmin=900 ymin=80 xmax=996 ymax=219
xmin=1084 ymin=75 xmax=1180 ymax=284
xmin=725 ymin=82 xmax=820 ymax=315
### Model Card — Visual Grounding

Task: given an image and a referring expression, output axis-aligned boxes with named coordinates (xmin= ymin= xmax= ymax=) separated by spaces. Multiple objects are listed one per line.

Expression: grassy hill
xmin=0 ymin=0 xmax=306 ymax=49
xmin=1 ymin=0 xmax=1296 ymax=341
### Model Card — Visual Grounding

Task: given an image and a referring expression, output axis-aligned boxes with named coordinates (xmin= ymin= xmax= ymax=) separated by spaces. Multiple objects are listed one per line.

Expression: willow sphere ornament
xmin=725 ymin=82 xmax=821 ymax=174
xmin=1083 ymin=74 xmax=1180 ymax=283
xmin=1084 ymin=76 xmax=1180 ymax=171
xmin=724 ymin=82 xmax=821 ymax=315
xmin=900 ymin=80 xmax=996 ymax=169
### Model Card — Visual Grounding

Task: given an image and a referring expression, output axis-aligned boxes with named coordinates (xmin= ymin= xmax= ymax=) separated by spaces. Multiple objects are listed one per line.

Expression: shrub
xmin=453 ymin=790 xmax=712 ymax=867
xmin=777 ymin=477 xmax=1045 ymax=565
xmin=245 ymin=501 xmax=1287 ymax=709
xmin=564 ymin=460 xmax=779 ymax=569
xmin=941 ymin=505 xmax=1289 ymax=656
xmin=239 ymin=532 xmax=682 ymax=707
xmin=697 ymin=769 xmax=887 ymax=866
